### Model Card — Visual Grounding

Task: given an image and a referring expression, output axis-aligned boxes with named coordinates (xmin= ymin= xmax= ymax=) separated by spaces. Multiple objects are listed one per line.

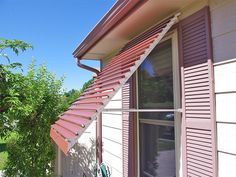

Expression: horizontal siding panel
xmin=102 ymin=113 xmax=122 ymax=129
xmin=213 ymin=31 xmax=236 ymax=63
xmin=103 ymin=138 xmax=122 ymax=157
xmin=214 ymin=61 xmax=236 ymax=92
xmin=104 ymin=100 xmax=122 ymax=109
xmin=218 ymin=152 xmax=236 ymax=177
xmin=217 ymin=123 xmax=236 ymax=154
xmin=102 ymin=126 xmax=122 ymax=144
xmin=210 ymin=0 xmax=236 ymax=37
xmin=216 ymin=93 xmax=236 ymax=123
xmin=102 ymin=151 xmax=122 ymax=172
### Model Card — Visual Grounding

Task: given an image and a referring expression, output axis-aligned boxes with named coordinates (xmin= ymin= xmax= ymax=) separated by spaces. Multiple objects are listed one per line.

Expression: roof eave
xmin=72 ymin=0 xmax=145 ymax=59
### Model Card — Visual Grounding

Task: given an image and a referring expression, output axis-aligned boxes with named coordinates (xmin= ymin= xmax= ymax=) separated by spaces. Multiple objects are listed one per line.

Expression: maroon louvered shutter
xmin=122 ymin=76 xmax=136 ymax=177
xmin=178 ymin=7 xmax=217 ymax=176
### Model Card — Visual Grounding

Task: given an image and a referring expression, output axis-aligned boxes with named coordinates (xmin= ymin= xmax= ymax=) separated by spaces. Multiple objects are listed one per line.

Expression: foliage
xmin=0 ymin=133 xmax=17 ymax=170
xmin=0 ymin=38 xmax=33 ymax=137
xmin=62 ymin=79 xmax=93 ymax=108
xmin=0 ymin=38 xmax=62 ymax=176
xmin=0 ymin=38 xmax=33 ymax=63
xmin=0 ymin=38 xmax=93 ymax=177
xmin=0 ymin=151 xmax=7 ymax=170
xmin=3 ymin=62 xmax=65 ymax=177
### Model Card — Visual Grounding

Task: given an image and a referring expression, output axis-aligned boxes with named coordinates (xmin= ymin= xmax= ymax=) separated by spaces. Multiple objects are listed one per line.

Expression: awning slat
xmin=60 ymin=115 xmax=89 ymax=128
xmin=82 ymin=86 xmax=115 ymax=96
xmin=77 ymin=91 xmax=113 ymax=100
xmin=64 ymin=110 xmax=94 ymax=118
xmin=55 ymin=119 xmax=82 ymax=134
xmin=73 ymin=98 xmax=104 ymax=105
xmin=50 ymin=128 xmax=70 ymax=154
xmin=86 ymin=80 xmax=120 ymax=91
xmin=70 ymin=104 xmax=101 ymax=111
xmin=96 ymin=68 xmax=130 ymax=80
xmin=50 ymin=14 xmax=179 ymax=154
xmin=51 ymin=124 xmax=76 ymax=139
xmin=93 ymin=74 xmax=125 ymax=85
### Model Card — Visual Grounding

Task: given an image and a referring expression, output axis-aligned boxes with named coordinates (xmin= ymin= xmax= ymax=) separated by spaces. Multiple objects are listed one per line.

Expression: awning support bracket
xmin=102 ymin=108 xmax=182 ymax=113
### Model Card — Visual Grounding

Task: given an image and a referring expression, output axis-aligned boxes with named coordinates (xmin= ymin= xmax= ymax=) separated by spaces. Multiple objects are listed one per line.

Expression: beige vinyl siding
xmin=210 ymin=0 xmax=236 ymax=63
xmin=102 ymin=89 xmax=123 ymax=177
xmin=60 ymin=121 xmax=96 ymax=177
xmin=218 ymin=152 xmax=236 ymax=177
xmin=210 ymin=0 xmax=236 ymax=176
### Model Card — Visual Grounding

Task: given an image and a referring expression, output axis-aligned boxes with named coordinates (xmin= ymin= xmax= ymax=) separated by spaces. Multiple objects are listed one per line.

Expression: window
xmin=138 ymin=37 xmax=180 ymax=177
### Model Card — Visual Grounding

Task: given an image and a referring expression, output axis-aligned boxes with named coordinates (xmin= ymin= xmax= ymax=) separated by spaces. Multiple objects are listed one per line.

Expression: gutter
xmin=76 ymin=58 xmax=100 ymax=76
xmin=73 ymin=0 xmax=145 ymax=59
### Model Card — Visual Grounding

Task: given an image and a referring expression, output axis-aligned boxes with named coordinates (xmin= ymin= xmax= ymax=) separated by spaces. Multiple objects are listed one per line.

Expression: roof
xmin=73 ymin=0 xmax=197 ymax=60
xmin=72 ymin=0 xmax=143 ymax=59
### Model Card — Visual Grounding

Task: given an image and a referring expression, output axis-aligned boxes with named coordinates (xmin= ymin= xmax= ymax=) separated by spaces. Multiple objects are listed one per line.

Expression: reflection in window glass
xmin=140 ymin=124 xmax=175 ymax=177
xmin=138 ymin=39 xmax=176 ymax=177
xmin=138 ymin=39 xmax=173 ymax=120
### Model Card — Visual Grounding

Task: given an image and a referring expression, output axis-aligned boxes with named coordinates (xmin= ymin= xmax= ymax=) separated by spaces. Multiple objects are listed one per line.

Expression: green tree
xmin=0 ymin=38 xmax=63 ymax=176
xmin=0 ymin=38 xmax=93 ymax=176
xmin=62 ymin=79 xmax=93 ymax=108
xmin=4 ymin=63 xmax=65 ymax=177
xmin=0 ymin=38 xmax=32 ymax=137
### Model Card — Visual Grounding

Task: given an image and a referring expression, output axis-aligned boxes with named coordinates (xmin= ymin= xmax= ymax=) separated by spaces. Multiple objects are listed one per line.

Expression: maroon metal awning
xmin=50 ymin=14 xmax=179 ymax=154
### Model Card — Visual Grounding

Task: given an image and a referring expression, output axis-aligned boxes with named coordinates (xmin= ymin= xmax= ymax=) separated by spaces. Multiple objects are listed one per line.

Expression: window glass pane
xmin=138 ymin=39 xmax=173 ymax=120
xmin=140 ymin=124 xmax=175 ymax=177
xmin=138 ymin=39 xmax=176 ymax=177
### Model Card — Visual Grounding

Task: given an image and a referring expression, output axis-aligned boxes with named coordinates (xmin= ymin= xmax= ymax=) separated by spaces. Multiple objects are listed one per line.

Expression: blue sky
xmin=1 ymin=0 xmax=116 ymax=91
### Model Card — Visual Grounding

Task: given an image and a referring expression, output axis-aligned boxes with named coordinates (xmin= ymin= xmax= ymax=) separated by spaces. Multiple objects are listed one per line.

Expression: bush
xmin=1 ymin=38 xmax=93 ymax=177
xmin=3 ymin=63 xmax=65 ymax=177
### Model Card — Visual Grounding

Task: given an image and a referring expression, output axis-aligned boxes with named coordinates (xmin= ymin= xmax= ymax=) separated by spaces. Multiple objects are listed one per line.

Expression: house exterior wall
xmin=60 ymin=121 xmax=96 ymax=177
xmin=58 ymin=0 xmax=236 ymax=176
xmin=209 ymin=0 xmax=236 ymax=176
xmin=102 ymin=89 xmax=123 ymax=177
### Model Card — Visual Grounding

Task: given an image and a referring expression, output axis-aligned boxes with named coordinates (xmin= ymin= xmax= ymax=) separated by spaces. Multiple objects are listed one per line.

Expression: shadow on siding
xmin=62 ymin=138 xmax=96 ymax=177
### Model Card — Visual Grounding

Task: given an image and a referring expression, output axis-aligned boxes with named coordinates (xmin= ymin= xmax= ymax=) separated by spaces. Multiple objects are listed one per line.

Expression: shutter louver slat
xmin=179 ymin=7 xmax=216 ymax=176
xmin=122 ymin=77 xmax=136 ymax=177
xmin=50 ymin=14 xmax=179 ymax=154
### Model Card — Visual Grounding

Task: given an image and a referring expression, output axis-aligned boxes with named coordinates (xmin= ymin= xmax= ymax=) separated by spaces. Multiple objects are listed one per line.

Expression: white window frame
xmin=136 ymin=29 xmax=182 ymax=177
